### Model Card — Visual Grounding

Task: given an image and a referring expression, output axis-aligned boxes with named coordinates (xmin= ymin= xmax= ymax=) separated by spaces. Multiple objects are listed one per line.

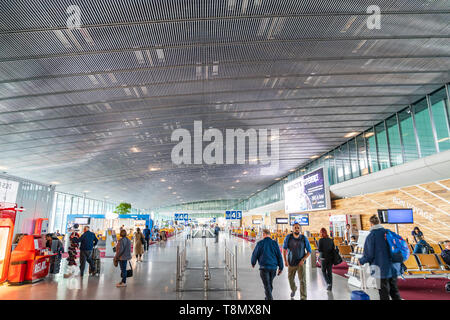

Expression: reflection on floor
xmin=0 ymin=234 xmax=381 ymax=300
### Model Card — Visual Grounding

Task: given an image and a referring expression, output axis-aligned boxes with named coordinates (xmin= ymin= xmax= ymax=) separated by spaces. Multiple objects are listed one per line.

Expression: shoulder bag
xmin=126 ymin=261 xmax=133 ymax=277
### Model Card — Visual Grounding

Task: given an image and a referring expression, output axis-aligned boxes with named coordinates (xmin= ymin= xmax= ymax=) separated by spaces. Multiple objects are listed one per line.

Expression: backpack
xmin=384 ymin=230 xmax=410 ymax=263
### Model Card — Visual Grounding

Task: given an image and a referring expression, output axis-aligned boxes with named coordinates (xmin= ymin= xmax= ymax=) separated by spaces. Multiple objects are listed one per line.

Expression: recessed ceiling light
xmin=149 ymin=167 xmax=160 ymax=171
xmin=242 ymin=171 xmax=248 ymax=175
xmin=105 ymin=196 xmax=110 ymax=199
xmin=172 ymin=192 xmax=176 ymax=195
xmin=310 ymin=155 xmax=319 ymax=159
xmin=83 ymin=190 xmax=90 ymax=193
xmin=0 ymin=166 xmax=8 ymax=170
xmin=160 ymin=178 xmax=166 ymax=182
xmin=230 ymin=186 xmax=235 ymax=189
xmin=364 ymin=132 xmax=374 ymax=138
xmin=289 ymin=169 xmax=296 ymax=172
xmin=168 ymin=187 xmax=172 ymax=190
xmin=130 ymin=147 xmax=141 ymax=153
xmin=235 ymin=180 xmax=240 ymax=183
xmin=438 ymin=137 xmax=449 ymax=143
xmin=344 ymin=132 xmax=359 ymax=138
xmin=50 ymin=181 xmax=60 ymax=185
xmin=275 ymin=178 xmax=281 ymax=181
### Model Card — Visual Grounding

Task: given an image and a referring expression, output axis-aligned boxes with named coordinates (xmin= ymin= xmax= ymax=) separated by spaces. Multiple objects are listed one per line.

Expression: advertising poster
xmin=284 ymin=167 xmax=331 ymax=213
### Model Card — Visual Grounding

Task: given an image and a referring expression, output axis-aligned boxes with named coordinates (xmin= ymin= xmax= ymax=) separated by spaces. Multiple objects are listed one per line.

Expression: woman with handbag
xmin=134 ymin=228 xmax=145 ymax=262
xmin=114 ymin=229 xmax=132 ymax=287
xmin=318 ymin=228 xmax=335 ymax=291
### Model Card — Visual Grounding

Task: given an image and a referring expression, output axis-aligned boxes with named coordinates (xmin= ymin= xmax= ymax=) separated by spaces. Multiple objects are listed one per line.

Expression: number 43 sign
xmin=225 ymin=210 xmax=242 ymax=220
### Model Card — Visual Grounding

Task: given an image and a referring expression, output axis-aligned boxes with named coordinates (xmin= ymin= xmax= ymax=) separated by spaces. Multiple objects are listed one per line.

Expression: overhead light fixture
xmin=50 ymin=181 xmax=60 ymax=185
xmin=105 ymin=196 xmax=110 ymax=199
xmin=438 ymin=137 xmax=449 ymax=143
xmin=83 ymin=190 xmax=90 ymax=193
xmin=172 ymin=192 xmax=177 ymax=195
xmin=0 ymin=166 xmax=8 ymax=171
xmin=230 ymin=186 xmax=235 ymax=189
xmin=168 ymin=186 xmax=172 ymax=190
xmin=310 ymin=155 xmax=319 ymax=159
xmin=344 ymin=132 xmax=359 ymax=138
xmin=149 ymin=167 xmax=160 ymax=172
xmin=130 ymin=146 xmax=141 ymax=153
xmin=364 ymin=132 xmax=375 ymax=138
xmin=160 ymin=178 xmax=166 ymax=182
xmin=275 ymin=178 xmax=281 ymax=181
xmin=235 ymin=180 xmax=240 ymax=183
xmin=289 ymin=168 xmax=296 ymax=172
xmin=242 ymin=171 xmax=248 ymax=175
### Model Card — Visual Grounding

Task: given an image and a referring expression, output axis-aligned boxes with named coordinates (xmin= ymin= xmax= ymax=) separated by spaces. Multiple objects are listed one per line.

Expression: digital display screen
xmin=289 ymin=213 xmax=309 ymax=226
xmin=284 ymin=168 xmax=331 ymax=213
xmin=387 ymin=209 xmax=413 ymax=224
xmin=74 ymin=217 xmax=90 ymax=225
xmin=276 ymin=218 xmax=289 ymax=224
xmin=252 ymin=220 xmax=262 ymax=225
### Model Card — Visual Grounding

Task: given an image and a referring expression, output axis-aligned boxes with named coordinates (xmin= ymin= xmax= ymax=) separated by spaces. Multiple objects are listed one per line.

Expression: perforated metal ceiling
xmin=0 ymin=0 xmax=449 ymax=209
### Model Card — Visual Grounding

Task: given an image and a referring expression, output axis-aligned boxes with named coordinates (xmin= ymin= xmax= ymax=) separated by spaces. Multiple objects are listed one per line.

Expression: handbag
xmin=126 ymin=261 xmax=133 ymax=277
xmin=332 ymin=246 xmax=343 ymax=265
xmin=140 ymin=234 xmax=145 ymax=245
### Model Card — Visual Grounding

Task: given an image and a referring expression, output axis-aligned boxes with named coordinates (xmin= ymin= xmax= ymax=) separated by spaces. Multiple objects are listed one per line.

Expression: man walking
xmin=358 ymin=215 xmax=402 ymax=300
xmin=214 ymin=224 xmax=220 ymax=243
xmin=251 ymin=229 xmax=283 ymax=300
xmin=75 ymin=226 xmax=98 ymax=276
xmin=282 ymin=222 xmax=311 ymax=300
xmin=143 ymin=225 xmax=151 ymax=251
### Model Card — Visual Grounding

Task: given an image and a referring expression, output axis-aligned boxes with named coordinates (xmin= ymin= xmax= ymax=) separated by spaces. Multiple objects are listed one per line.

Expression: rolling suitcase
xmin=89 ymin=247 xmax=101 ymax=275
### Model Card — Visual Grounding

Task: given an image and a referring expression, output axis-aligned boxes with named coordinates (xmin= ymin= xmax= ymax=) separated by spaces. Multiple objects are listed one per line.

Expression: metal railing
xmin=175 ymin=243 xmax=187 ymax=291
xmin=223 ymin=240 xmax=238 ymax=291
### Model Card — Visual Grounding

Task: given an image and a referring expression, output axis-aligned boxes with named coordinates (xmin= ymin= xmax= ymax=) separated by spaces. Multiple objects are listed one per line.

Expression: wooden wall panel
xmin=242 ymin=178 xmax=450 ymax=243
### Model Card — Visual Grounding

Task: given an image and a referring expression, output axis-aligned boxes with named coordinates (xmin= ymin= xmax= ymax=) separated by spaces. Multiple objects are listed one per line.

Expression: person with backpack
xmin=251 ymin=229 xmax=284 ymax=300
xmin=282 ymin=222 xmax=312 ymax=300
xmin=358 ymin=215 xmax=402 ymax=300
xmin=412 ymin=235 xmax=433 ymax=254
xmin=318 ymin=228 xmax=334 ymax=291
xmin=73 ymin=226 xmax=98 ymax=276
xmin=114 ymin=229 xmax=132 ymax=287
xmin=143 ymin=225 xmax=151 ymax=251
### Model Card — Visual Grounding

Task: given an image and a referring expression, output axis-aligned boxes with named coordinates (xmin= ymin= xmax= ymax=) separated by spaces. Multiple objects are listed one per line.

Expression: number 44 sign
xmin=225 ymin=210 xmax=242 ymax=220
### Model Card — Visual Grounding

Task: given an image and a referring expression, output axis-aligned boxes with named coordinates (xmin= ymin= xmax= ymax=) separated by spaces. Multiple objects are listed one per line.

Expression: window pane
xmin=413 ymin=98 xmax=436 ymax=157
xmin=365 ymin=129 xmax=378 ymax=173
xmin=398 ymin=109 xmax=419 ymax=162
xmin=349 ymin=138 xmax=360 ymax=178
xmin=325 ymin=153 xmax=336 ymax=185
xmin=356 ymin=134 xmax=368 ymax=175
xmin=375 ymin=123 xmax=390 ymax=170
xmin=335 ymin=149 xmax=344 ymax=183
xmin=429 ymin=88 xmax=450 ymax=151
xmin=340 ymin=143 xmax=351 ymax=181
xmin=386 ymin=115 xmax=403 ymax=166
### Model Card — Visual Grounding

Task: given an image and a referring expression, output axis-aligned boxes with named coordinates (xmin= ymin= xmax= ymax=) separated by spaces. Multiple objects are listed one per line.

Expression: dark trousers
xmin=215 ymin=234 xmax=219 ymax=242
xmin=379 ymin=277 xmax=401 ymax=300
xmin=119 ymin=260 xmax=128 ymax=284
xmin=321 ymin=259 xmax=333 ymax=287
xmin=144 ymin=238 xmax=149 ymax=251
xmin=259 ymin=269 xmax=277 ymax=300
xmin=79 ymin=250 xmax=94 ymax=275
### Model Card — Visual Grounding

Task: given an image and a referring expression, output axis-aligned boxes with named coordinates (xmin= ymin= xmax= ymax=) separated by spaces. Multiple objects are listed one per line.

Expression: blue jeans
xmin=79 ymin=250 xmax=94 ymax=275
xmin=260 ymin=269 xmax=277 ymax=300
xmin=119 ymin=260 xmax=128 ymax=284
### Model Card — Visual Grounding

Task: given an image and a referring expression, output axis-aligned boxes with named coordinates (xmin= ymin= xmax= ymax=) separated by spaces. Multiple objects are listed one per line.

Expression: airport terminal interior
xmin=0 ymin=0 xmax=449 ymax=301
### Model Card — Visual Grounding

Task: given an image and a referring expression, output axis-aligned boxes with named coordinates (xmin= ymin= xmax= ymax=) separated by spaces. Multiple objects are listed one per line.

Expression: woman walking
xmin=64 ymin=224 xmax=80 ymax=277
xmin=318 ymin=228 xmax=335 ymax=291
xmin=114 ymin=229 xmax=132 ymax=287
xmin=134 ymin=228 xmax=145 ymax=262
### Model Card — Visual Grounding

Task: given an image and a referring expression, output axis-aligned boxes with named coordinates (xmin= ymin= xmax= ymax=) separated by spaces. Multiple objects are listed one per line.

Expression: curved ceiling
xmin=0 ymin=0 xmax=449 ymax=209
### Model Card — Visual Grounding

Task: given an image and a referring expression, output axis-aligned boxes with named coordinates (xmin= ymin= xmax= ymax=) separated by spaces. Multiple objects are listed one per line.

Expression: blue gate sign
xmin=236 ymin=211 xmax=242 ymax=219
xmin=231 ymin=211 xmax=237 ymax=219
xmin=225 ymin=211 xmax=231 ymax=220
xmin=183 ymin=213 xmax=189 ymax=221
xmin=174 ymin=213 xmax=180 ymax=221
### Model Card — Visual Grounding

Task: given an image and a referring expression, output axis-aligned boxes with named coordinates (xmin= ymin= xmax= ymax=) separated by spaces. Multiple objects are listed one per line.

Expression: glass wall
xmin=50 ymin=192 xmax=144 ymax=233
xmin=231 ymin=84 xmax=450 ymax=211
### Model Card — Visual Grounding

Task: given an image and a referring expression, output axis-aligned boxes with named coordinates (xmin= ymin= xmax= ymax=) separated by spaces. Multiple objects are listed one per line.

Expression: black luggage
xmin=89 ymin=247 xmax=101 ymax=275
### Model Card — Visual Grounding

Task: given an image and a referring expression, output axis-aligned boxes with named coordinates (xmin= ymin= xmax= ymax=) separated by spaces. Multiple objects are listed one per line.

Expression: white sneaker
xmin=116 ymin=282 xmax=127 ymax=287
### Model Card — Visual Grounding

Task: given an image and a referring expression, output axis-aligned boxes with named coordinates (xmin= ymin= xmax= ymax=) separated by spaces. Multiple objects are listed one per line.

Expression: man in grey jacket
xmin=114 ymin=229 xmax=132 ymax=287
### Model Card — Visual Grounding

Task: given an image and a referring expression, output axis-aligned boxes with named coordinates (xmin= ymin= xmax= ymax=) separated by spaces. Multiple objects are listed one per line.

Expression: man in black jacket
xmin=74 ymin=226 xmax=98 ymax=276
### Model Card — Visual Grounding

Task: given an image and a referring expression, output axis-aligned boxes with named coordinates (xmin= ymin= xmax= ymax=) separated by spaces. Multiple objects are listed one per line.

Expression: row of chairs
xmin=408 ymin=243 xmax=444 ymax=254
xmin=403 ymin=253 xmax=450 ymax=277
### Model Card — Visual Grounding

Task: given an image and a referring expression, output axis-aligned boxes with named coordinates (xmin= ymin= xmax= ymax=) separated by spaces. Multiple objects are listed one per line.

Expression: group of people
xmin=250 ymin=215 xmax=449 ymax=301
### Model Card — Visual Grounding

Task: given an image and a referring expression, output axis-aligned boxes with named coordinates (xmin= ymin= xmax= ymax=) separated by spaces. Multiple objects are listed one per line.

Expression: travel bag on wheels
xmin=89 ymin=247 xmax=101 ymax=276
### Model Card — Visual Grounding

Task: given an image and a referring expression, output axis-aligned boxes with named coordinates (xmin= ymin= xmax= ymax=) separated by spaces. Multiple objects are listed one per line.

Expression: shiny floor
xmin=0 ymin=233 xmax=380 ymax=300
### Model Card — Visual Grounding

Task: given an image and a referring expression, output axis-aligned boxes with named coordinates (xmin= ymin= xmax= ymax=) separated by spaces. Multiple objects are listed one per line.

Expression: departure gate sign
xmin=174 ymin=213 xmax=188 ymax=221
xmin=225 ymin=210 xmax=242 ymax=220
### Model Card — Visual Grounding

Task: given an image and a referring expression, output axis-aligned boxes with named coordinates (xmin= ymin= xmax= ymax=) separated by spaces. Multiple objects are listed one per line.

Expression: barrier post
xmin=234 ymin=245 xmax=238 ymax=290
